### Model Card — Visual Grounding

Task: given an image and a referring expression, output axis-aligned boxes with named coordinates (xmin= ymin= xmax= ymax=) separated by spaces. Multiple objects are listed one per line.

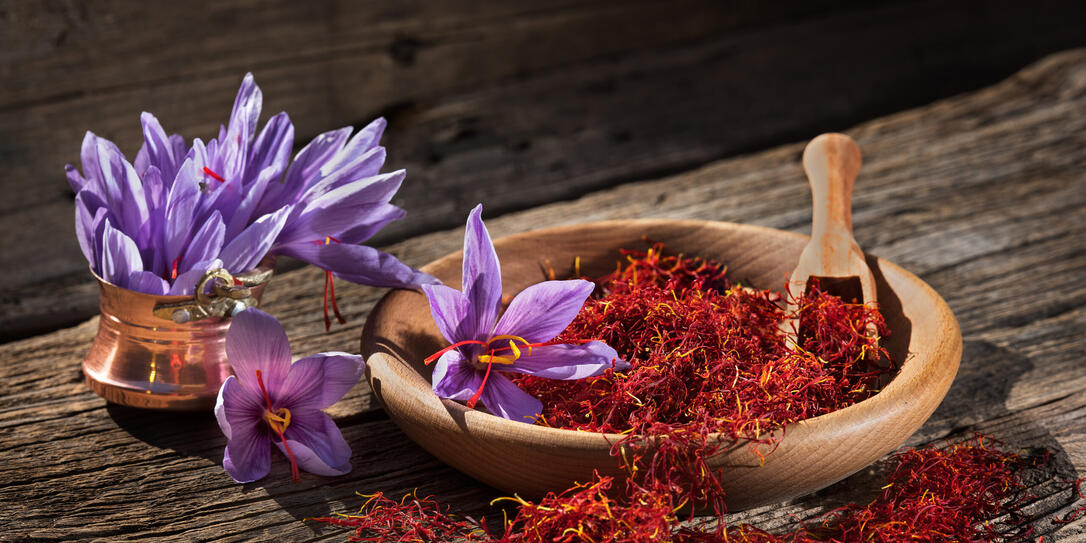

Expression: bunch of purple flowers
xmin=67 ymin=74 xmax=435 ymax=325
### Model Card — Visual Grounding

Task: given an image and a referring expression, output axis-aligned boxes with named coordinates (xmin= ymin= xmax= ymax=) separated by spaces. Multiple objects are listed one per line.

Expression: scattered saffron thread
xmin=308 ymin=490 xmax=490 ymax=542
xmin=314 ymin=436 xmax=1079 ymax=541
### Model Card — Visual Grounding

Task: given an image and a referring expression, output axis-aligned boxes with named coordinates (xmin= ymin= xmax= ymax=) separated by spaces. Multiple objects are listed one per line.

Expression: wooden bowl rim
xmin=364 ymin=218 xmax=960 ymax=451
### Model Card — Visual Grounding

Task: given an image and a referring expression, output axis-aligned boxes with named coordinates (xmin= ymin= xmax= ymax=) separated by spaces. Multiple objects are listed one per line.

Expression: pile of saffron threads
xmin=514 ymin=244 xmax=891 ymax=514
xmin=517 ymin=244 xmax=891 ymax=442
xmin=675 ymin=436 xmax=1039 ymax=542
xmin=313 ymin=436 xmax=1072 ymax=542
xmin=314 ymin=247 xmax=1085 ymax=540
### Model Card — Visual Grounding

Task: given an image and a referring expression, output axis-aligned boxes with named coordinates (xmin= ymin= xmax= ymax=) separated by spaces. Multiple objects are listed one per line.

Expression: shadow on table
xmin=106 ymin=394 xmax=506 ymax=536
xmin=794 ymin=339 xmax=1080 ymax=534
xmin=105 ymin=403 xmax=345 ymax=527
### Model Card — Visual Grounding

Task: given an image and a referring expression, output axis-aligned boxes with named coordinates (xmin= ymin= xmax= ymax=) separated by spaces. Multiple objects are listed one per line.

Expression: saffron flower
xmin=215 ymin=308 xmax=365 ymax=483
xmin=68 ymin=73 xmax=436 ymax=327
xmin=422 ymin=205 xmax=627 ymax=423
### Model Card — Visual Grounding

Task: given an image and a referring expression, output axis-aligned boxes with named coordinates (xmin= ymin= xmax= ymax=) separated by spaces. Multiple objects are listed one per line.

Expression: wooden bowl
xmin=361 ymin=219 xmax=961 ymax=510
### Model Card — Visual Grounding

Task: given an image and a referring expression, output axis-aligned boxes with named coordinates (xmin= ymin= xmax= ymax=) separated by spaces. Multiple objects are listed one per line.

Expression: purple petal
xmin=225 ymin=308 xmax=292 ymax=395
xmin=216 ymin=376 xmax=272 ymax=483
xmin=479 ymin=373 xmax=542 ymax=423
xmin=65 ymin=164 xmax=87 ymax=194
xmin=142 ymin=165 xmax=167 ymax=215
xmin=493 ymin=280 xmax=594 ymax=344
xmin=509 ymin=341 xmax=627 ymax=380
xmin=170 ymin=135 xmax=187 ymax=168
xmin=139 ymin=112 xmax=179 ymax=179
xmin=224 ymin=166 xmax=280 ymax=241
xmin=242 ymin=111 xmax=293 ymax=186
xmin=127 ymin=271 xmax=169 ymax=295
xmin=275 ymin=353 xmax=365 ymax=411
xmin=422 ymin=284 xmax=476 ymax=345
xmin=219 ymin=206 xmax=291 ymax=273
xmin=96 ymin=140 xmax=149 ymax=242
xmin=280 ymin=171 xmax=404 ymax=245
xmin=297 ymin=146 xmax=387 ymax=201
xmin=431 ymin=350 xmax=483 ymax=402
xmin=134 ymin=146 xmax=149 ymax=179
xmin=99 ymin=220 xmax=143 ymax=287
xmin=462 ymin=205 xmax=503 ymax=338
xmin=179 ymin=210 xmax=224 ymax=273
xmin=140 ymin=166 xmax=167 ymax=274
xmin=164 ymin=163 xmax=200 ymax=266
xmin=280 ymin=410 xmax=352 ymax=476
xmin=196 ymin=138 xmax=244 ymax=223
xmin=168 ymin=259 xmax=223 ymax=295
xmin=276 ymin=242 xmax=437 ymax=289
xmin=279 ymin=202 xmax=403 ymax=247
xmin=75 ymin=190 xmax=109 ymax=265
xmin=319 ymin=118 xmax=386 ymax=176
xmin=337 ymin=203 xmax=405 ymax=245
xmin=78 ymin=132 xmax=102 ymax=190
xmin=220 ymin=73 xmax=262 ymax=179
xmin=259 ymin=127 xmax=353 ymax=215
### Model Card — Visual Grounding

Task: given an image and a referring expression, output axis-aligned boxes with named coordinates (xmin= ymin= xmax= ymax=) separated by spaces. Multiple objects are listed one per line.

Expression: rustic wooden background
xmin=2 ymin=2 xmax=1086 ymax=541
xmin=3 ymin=47 xmax=1085 ymax=540
xmin=3 ymin=0 xmax=1086 ymax=340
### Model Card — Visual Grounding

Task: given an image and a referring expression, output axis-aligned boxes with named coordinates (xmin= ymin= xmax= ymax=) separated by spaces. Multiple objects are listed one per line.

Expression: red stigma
xmin=322 ymin=270 xmax=347 ymax=332
xmin=466 ymin=362 xmax=493 ymax=409
xmin=316 ymin=236 xmax=347 ymax=332
xmin=254 ymin=370 xmax=300 ymax=483
xmin=423 ymin=340 xmax=488 ymax=365
xmin=202 ymin=167 xmax=226 ymax=183
xmin=170 ymin=257 xmax=180 ymax=280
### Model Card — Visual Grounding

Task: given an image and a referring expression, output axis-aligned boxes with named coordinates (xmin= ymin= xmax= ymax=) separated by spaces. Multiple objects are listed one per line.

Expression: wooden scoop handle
xmin=804 ymin=133 xmax=862 ymax=240
xmin=783 ymin=133 xmax=877 ymax=343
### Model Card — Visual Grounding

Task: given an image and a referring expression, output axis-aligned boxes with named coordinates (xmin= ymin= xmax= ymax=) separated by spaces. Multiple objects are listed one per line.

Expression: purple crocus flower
xmin=68 ymin=73 xmax=435 ymax=327
xmin=422 ymin=205 xmax=628 ymax=423
xmin=214 ymin=308 xmax=365 ymax=483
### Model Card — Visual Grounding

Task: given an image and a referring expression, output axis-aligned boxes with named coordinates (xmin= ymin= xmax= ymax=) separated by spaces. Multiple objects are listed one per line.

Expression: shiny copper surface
xmin=82 ymin=267 xmax=272 ymax=411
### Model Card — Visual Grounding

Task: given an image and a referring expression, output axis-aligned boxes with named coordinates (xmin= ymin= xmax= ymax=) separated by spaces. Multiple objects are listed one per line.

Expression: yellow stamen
xmin=478 ymin=354 xmax=517 ymax=365
xmin=481 ymin=334 xmax=534 ymax=362
xmin=264 ymin=407 xmax=292 ymax=434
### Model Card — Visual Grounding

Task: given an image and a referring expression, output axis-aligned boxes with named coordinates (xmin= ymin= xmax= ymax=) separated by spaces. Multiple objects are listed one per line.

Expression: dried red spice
xmin=309 ymin=490 xmax=489 ymax=542
xmin=1053 ymin=476 xmax=1086 ymax=525
xmin=313 ymin=246 xmax=1081 ymax=541
xmin=517 ymin=244 xmax=890 ymax=442
xmin=314 ymin=437 xmax=1073 ymax=542
xmin=496 ymin=473 xmax=677 ymax=543
xmin=513 ymin=244 xmax=890 ymax=515
xmin=673 ymin=436 xmax=1042 ymax=542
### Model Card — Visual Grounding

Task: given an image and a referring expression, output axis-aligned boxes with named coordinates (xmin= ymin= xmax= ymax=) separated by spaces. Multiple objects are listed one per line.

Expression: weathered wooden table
xmin=3 ymin=49 xmax=1085 ymax=541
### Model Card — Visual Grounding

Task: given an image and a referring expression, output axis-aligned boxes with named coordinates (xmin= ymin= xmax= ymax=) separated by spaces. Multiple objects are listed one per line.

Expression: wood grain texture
xmin=363 ymin=219 xmax=960 ymax=509
xmin=5 ymin=0 xmax=1086 ymax=340
xmin=2 ymin=48 xmax=1086 ymax=540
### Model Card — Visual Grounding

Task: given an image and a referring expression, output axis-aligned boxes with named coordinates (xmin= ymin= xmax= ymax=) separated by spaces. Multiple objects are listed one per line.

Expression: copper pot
xmin=82 ymin=261 xmax=275 ymax=411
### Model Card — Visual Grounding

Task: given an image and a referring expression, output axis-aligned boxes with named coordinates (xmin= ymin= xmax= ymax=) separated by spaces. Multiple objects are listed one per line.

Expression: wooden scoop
xmin=784 ymin=133 xmax=877 ymax=342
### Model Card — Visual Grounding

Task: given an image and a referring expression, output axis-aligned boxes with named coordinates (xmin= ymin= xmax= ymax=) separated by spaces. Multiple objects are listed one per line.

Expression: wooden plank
xmin=5 ymin=1 xmax=1086 ymax=341
xmin=0 ymin=0 xmax=820 ymax=212
xmin=1 ymin=48 xmax=1086 ymax=540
